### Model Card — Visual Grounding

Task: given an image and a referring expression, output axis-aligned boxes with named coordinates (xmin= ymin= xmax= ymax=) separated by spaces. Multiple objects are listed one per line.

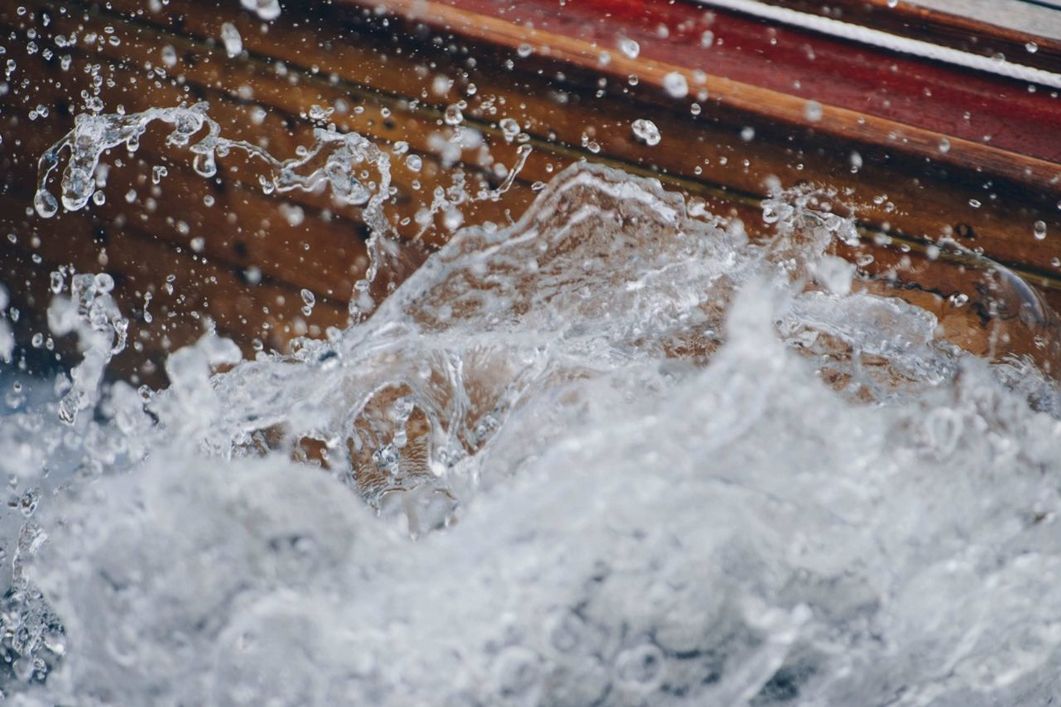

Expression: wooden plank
xmin=0 ymin=189 xmax=352 ymax=381
xmin=352 ymin=0 xmax=1061 ymax=166
xmin=2 ymin=0 xmax=1059 ymax=377
xmin=47 ymin=0 xmax=1061 ymax=275
xmin=329 ymin=0 xmax=1061 ymax=274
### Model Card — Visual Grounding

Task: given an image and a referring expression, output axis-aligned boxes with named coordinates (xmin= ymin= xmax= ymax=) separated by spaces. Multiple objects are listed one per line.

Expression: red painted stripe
xmin=424 ymin=0 xmax=1061 ymax=163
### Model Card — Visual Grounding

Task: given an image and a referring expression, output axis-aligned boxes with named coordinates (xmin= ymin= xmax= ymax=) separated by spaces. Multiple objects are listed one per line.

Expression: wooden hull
xmin=1 ymin=0 xmax=1059 ymax=381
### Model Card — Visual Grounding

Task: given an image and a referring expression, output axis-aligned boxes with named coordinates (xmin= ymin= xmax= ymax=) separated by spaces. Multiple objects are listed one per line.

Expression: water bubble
xmin=443 ymin=104 xmax=463 ymax=126
xmin=279 ymin=203 xmax=305 ymax=227
xmin=33 ymin=190 xmax=58 ymax=218
xmin=517 ymin=43 xmax=533 ymax=58
xmin=662 ymin=72 xmax=688 ymax=99
xmin=1033 ymin=220 xmax=1047 ymax=240
xmin=849 ymin=150 xmax=863 ymax=173
xmin=192 ymin=150 xmax=217 ymax=178
xmin=432 ymin=74 xmax=453 ymax=96
xmin=220 ymin=22 xmax=242 ymax=58
xmin=95 ymin=273 xmax=115 ymax=292
xmin=804 ymin=100 xmax=822 ymax=122
xmin=619 ymin=38 xmax=640 ymax=59
xmin=700 ymin=30 xmax=715 ymax=47
xmin=938 ymin=137 xmax=951 ymax=153
xmin=1026 ymin=42 xmax=1039 ymax=54
xmin=160 ymin=45 xmax=177 ymax=68
xmin=300 ymin=288 xmax=316 ymax=316
xmin=405 ymin=154 xmax=423 ymax=172
xmin=582 ymin=137 xmax=601 ymax=154
xmin=968 ymin=198 xmax=982 ymax=208
xmin=631 ymin=118 xmax=661 ymax=146
xmin=499 ymin=117 xmax=520 ymax=143
xmin=308 ymin=104 xmax=334 ymax=122
xmin=443 ymin=206 xmax=464 ymax=232
xmin=741 ymin=126 xmax=756 ymax=141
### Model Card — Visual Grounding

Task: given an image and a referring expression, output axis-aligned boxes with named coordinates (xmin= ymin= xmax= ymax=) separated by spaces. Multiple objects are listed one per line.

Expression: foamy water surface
xmin=1 ymin=93 xmax=1060 ymax=707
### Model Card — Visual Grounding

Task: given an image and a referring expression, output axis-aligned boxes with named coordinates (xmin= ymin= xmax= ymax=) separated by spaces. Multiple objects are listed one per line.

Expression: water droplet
xmin=804 ymin=100 xmax=822 ymax=122
xmin=499 ymin=117 xmax=520 ymax=143
xmin=241 ymin=0 xmax=281 ymax=21
xmin=517 ymin=43 xmax=533 ymax=58
xmin=1026 ymin=41 xmax=1039 ymax=54
xmin=33 ymin=190 xmax=58 ymax=218
xmin=300 ymin=288 xmax=316 ymax=316
xmin=443 ymin=207 xmax=464 ymax=232
xmin=662 ymin=72 xmax=688 ymax=99
xmin=849 ymin=150 xmax=863 ymax=173
xmin=741 ymin=126 xmax=755 ymax=142
xmin=279 ymin=203 xmax=304 ymax=227
xmin=443 ymin=104 xmax=463 ymax=126
xmin=968 ymin=198 xmax=982 ymax=208
xmin=192 ymin=151 xmax=217 ymax=178
xmin=631 ymin=118 xmax=661 ymax=146
xmin=948 ymin=292 xmax=969 ymax=307
xmin=220 ymin=22 xmax=242 ymax=58
xmin=1033 ymin=220 xmax=1047 ymax=240
xmin=938 ymin=137 xmax=951 ymax=153
xmin=160 ymin=45 xmax=177 ymax=68
xmin=619 ymin=38 xmax=640 ymax=59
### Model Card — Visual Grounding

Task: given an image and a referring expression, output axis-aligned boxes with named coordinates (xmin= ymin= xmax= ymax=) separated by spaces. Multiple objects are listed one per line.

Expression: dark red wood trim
xmin=349 ymin=0 xmax=1061 ymax=169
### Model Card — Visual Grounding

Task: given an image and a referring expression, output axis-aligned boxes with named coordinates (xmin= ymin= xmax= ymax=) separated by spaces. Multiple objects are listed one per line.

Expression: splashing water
xmin=33 ymin=102 xmax=390 ymax=227
xmin=4 ymin=102 xmax=1061 ymax=707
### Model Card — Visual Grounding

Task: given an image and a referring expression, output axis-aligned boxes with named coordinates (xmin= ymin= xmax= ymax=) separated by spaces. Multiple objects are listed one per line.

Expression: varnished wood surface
xmin=353 ymin=0 xmax=1061 ymax=165
xmin=0 ymin=0 xmax=1059 ymax=382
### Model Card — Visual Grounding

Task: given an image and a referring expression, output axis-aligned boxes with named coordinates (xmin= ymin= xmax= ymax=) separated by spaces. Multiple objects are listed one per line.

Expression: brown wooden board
xmin=1 ymin=0 xmax=1059 ymax=380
